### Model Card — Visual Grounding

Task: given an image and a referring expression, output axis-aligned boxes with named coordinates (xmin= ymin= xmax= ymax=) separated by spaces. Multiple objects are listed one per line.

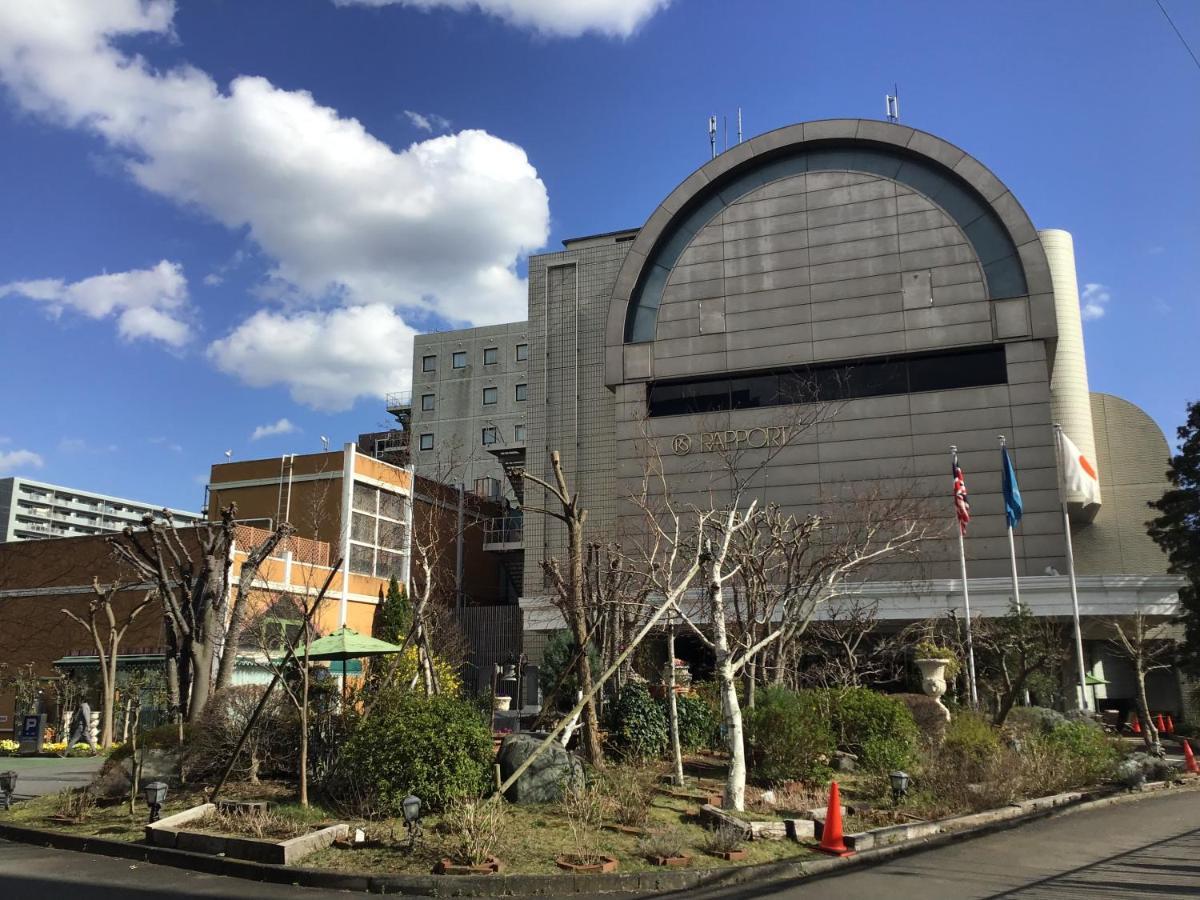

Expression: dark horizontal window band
xmin=625 ymin=141 xmax=1026 ymax=343
xmin=646 ymin=345 xmax=1008 ymax=418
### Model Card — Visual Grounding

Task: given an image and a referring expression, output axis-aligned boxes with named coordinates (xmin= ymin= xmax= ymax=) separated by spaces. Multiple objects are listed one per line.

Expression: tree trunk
xmin=568 ymin=518 xmax=603 ymax=769
xmin=666 ymin=623 xmax=684 ymax=786
xmin=101 ymin=648 xmax=118 ymax=749
xmin=299 ymin=661 xmax=310 ymax=806
xmin=187 ymin=642 xmax=214 ymax=723
xmin=1134 ymin=661 xmax=1161 ymax=755
xmin=710 ymin=560 xmax=746 ymax=811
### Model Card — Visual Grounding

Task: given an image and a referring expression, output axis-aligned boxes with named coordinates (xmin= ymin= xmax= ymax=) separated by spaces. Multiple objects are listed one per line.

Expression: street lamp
xmin=0 ymin=771 xmax=17 ymax=811
xmin=890 ymin=771 xmax=910 ymax=805
xmin=143 ymin=781 xmax=168 ymax=823
xmin=401 ymin=794 xmax=422 ymax=848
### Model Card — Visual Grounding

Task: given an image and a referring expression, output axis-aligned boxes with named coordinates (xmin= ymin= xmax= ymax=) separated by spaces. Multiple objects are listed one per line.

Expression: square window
xmin=422 ymin=355 xmax=436 ymax=372
xmin=515 ymin=343 xmax=529 ymax=361
xmin=515 ymin=383 xmax=528 ymax=402
xmin=483 ymin=347 xmax=498 ymax=365
xmin=421 ymin=393 xmax=434 ymax=411
xmin=419 ymin=433 xmax=434 ymax=451
xmin=481 ymin=427 xmax=497 ymax=446
xmin=514 ymin=424 xmax=526 ymax=442
xmin=483 ymin=386 xmax=498 ymax=405
xmin=452 ymin=351 xmax=467 ymax=369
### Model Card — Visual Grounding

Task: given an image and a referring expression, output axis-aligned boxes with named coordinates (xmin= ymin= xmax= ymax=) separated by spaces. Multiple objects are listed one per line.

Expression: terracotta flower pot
xmin=651 ymin=854 xmax=693 ymax=867
xmin=434 ymin=856 xmax=502 ymax=875
xmin=710 ymin=849 xmax=748 ymax=861
xmin=555 ymin=854 xmax=619 ymax=874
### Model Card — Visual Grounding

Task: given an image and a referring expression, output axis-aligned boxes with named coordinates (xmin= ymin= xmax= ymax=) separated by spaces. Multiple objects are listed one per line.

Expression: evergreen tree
xmin=372 ymin=576 xmax=412 ymax=643
xmin=1148 ymin=400 xmax=1200 ymax=671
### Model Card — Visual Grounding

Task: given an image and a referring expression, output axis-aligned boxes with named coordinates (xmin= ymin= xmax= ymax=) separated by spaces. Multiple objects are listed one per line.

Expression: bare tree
xmin=974 ymin=601 xmax=1067 ymax=726
xmin=109 ymin=506 xmax=290 ymax=722
xmin=521 ymin=450 xmax=605 ymax=768
xmin=1110 ymin=611 xmax=1177 ymax=756
xmin=60 ymin=580 xmax=155 ymax=748
xmin=798 ymin=597 xmax=902 ymax=689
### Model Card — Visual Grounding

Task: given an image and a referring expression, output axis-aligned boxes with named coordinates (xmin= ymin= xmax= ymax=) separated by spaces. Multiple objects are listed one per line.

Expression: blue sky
xmin=0 ymin=0 xmax=1197 ymax=512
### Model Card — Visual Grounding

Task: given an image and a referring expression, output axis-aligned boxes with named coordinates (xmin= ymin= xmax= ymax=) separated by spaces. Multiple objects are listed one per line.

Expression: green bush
xmin=333 ymin=690 xmax=492 ymax=813
xmin=612 ymin=683 xmax=667 ymax=760
xmin=1006 ymin=706 xmax=1069 ymax=736
xmin=941 ymin=711 xmax=1001 ymax=768
xmin=660 ymin=692 xmax=720 ymax=752
xmin=818 ymin=687 xmax=919 ymax=761
xmin=539 ymin=631 xmax=601 ymax=711
xmin=860 ymin=734 xmax=916 ymax=773
xmin=1035 ymin=720 xmax=1118 ymax=785
xmin=744 ymin=686 xmax=834 ymax=785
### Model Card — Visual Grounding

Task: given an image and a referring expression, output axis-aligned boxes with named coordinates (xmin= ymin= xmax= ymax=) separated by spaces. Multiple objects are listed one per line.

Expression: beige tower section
xmin=1039 ymin=228 xmax=1101 ymax=517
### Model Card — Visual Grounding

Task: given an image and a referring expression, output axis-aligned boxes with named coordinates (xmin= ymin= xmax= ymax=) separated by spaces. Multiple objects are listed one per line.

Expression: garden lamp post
xmin=890 ymin=771 xmax=910 ymax=805
xmin=143 ymin=781 xmax=168 ymax=823
xmin=0 ymin=771 xmax=16 ymax=810
xmin=402 ymin=794 xmax=422 ymax=848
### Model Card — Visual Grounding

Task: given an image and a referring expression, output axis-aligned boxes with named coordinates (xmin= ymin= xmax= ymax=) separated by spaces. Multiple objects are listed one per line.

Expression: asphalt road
xmin=1 ymin=755 xmax=105 ymax=800
xmin=0 ymin=788 xmax=1197 ymax=898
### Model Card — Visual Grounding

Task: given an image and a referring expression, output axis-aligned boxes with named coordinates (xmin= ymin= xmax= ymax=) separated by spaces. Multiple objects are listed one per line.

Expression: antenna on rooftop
xmin=885 ymin=84 xmax=900 ymax=123
xmin=224 ymin=449 xmax=232 ymax=462
xmin=708 ymin=115 xmax=717 ymax=159
xmin=320 ymin=435 xmax=329 ymax=451
xmin=737 ymin=107 xmax=743 ymax=144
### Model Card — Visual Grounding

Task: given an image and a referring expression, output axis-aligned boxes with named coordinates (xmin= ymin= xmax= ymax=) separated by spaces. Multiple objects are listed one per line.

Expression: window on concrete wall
xmin=419 ymin=433 xmax=434 ymax=450
xmin=483 ymin=386 xmax=498 ymax=405
xmin=514 ymin=424 xmax=526 ymax=442
xmin=481 ymin=427 xmax=497 ymax=445
xmin=452 ymin=351 xmax=467 ymax=369
xmin=515 ymin=343 xmax=529 ymax=361
xmin=422 ymin=355 xmax=437 ymax=372
xmin=421 ymin=393 xmax=434 ymax=411
xmin=483 ymin=347 xmax=498 ymax=365
xmin=515 ymin=383 xmax=527 ymax=402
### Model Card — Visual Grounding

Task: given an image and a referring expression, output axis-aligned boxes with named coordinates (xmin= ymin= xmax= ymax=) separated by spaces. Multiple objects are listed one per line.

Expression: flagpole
xmin=1054 ymin=423 xmax=1091 ymax=712
xmin=952 ymin=445 xmax=979 ymax=708
xmin=999 ymin=434 xmax=1022 ymax=612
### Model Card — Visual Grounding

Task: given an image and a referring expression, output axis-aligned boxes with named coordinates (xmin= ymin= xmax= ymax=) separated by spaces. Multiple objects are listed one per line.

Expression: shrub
xmin=660 ymin=692 xmax=720 ymax=752
xmin=1116 ymin=752 xmax=1173 ymax=788
xmin=1006 ymin=706 xmax=1069 ymax=737
xmin=819 ymin=687 xmax=919 ymax=761
xmin=702 ymin=824 xmax=746 ymax=855
xmin=861 ymin=734 xmax=916 ymax=773
xmin=441 ymin=796 xmax=507 ymax=866
xmin=744 ymin=686 xmax=834 ymax=785
xmin=941 ymin=711 xmax=1001 ymax=772
xmin=539 ymin=631 xmax=601 ymax=711
xmin=181 ymin=686 xmax=293 ymax=783
xmin=332 ymin=690 xmax=492 ymax=814
xmin=611 ymin=683 xmax=668 ymax=760
xmin=913 ymin=640 xmax=961 ymax=678
xmin=561 ymin=779 xmax=607 ymax=866
xmin=637 ymin=827 xmax=689 ymax=861
xmin=600 ymin=764 xmax=659 ymax=829
xmin=1034 ymin=720 xmax=1118 ymax=786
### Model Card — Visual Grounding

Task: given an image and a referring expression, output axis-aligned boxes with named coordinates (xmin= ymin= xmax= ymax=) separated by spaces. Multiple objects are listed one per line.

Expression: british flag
xmin=952 ymin=451 xmax=971 ymax=535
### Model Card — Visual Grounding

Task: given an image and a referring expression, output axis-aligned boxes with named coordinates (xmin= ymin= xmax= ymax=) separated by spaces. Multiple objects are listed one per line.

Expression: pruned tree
xmin=521 ymin=450 xmax=605 ymax=767
xmin=109 ymin=505 xmax=291 ymax=722
xmin=798 ymin=596 xmax=902 ymax=689
xmin=974 ymin=601 xmax=1067 ymax=726
xmin=1110 ymin=611 xmax=1177 ymax=756
xmin=60 ymin=580 xmax=155 ymax=748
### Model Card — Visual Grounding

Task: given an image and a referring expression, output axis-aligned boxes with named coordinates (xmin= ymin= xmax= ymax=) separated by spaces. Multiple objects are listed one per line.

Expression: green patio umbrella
xmin=295 ymin=626 xmax=405 ymax=695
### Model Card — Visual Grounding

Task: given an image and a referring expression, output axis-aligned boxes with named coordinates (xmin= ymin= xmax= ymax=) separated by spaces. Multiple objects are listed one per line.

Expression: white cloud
xmin=0 ymin=449 xmax=45 ymax=474
xmin=404 ymin=110 xmax=451 ymax=132
xmin=336 ymin=0 xmax=670 ymax=37
xmin=149 ymin=436 xmax=184 ymax=453
xmin=1080 ymin=283 xmax=1111 ymax=321
xmin=0 ymin=0 xmax=549 ymax=408
xmin=1 ymin=260 xmax=192 ymax=347
xmin=209 ymin=305 xmax=416 ymax=412
xmin=251 ymin=418 xmax=300 ymax=441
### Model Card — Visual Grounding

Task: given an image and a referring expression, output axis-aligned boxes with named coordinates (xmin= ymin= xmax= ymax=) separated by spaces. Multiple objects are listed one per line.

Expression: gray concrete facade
xmin=0 ymin=477 xmax=201 ymax=543
xmin=409 ymin=321 xmax=530 ymax=497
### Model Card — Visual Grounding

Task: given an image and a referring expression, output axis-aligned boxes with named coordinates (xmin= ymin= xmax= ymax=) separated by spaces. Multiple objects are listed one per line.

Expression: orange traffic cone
xmin=817 ymin=781 xmax=853 ymax=857
xmin=1183 ymin=740 xmax=1199 ymax=775
xmin=1165 ymin=715 xmax=1175 ymax=735
xmin=1156 ymin=713 xmax=1168 ymax=733
xmin=1131 ymin=715 xmax=1142 ymax=735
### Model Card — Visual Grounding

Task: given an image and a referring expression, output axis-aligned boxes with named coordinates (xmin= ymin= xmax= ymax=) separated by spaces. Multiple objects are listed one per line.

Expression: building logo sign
xmin=670 ymin=426 xmax=791 ymax=455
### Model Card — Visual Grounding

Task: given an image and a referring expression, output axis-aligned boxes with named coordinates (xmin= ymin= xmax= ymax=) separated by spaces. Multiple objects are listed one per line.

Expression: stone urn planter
xmin=494 ymin=695 xmax=512 ymax=711
xmin=555 ymin=854 xmax=619 ymax=874
xmin=915 ymin=658 xmax=952 ymax=722
xmin=435 ymin=856 xmax=502 ymax=875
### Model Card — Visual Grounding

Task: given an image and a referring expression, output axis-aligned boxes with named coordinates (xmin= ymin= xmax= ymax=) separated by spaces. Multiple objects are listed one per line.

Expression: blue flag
xmin=1001 ymin=445 xmax=1023 ymax=528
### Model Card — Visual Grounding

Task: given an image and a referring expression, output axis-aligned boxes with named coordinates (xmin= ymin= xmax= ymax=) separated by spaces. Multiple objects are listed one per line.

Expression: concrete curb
xmin=1 ymin=780 xmax=1197 ymax=896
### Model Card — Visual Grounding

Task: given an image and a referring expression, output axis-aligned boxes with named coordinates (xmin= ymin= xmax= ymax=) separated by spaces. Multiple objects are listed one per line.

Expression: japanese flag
xmin=1056 ymin=429 xmax=1100 ymax=506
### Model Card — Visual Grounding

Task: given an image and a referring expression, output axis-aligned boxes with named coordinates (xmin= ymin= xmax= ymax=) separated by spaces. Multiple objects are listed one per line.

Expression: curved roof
xmin=605 ymin=119 xmax=1055 ymax=382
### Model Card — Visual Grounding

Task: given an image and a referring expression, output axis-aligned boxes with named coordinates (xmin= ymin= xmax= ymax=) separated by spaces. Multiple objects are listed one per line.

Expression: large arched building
xmin=401 ymin=119 xmax=1185 ymax=712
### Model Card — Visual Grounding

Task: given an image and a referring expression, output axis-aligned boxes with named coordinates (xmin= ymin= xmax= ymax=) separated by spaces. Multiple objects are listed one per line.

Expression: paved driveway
xmin=0 ymin=755 xmax=105 ymax=800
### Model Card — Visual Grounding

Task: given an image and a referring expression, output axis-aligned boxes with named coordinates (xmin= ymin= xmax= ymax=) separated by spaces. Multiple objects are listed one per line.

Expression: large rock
xmin=93 ymin=749 xmax=182 ymax=798
xmin=496 ymin=732 xmax=583 ymax=804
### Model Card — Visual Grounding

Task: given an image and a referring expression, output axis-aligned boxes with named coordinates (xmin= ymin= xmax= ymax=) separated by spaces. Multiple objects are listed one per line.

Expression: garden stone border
xmin=146 ymin=802 xmax=349 ymax=865
xmin=0 ymin=779 xmax=1195 ymax=896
